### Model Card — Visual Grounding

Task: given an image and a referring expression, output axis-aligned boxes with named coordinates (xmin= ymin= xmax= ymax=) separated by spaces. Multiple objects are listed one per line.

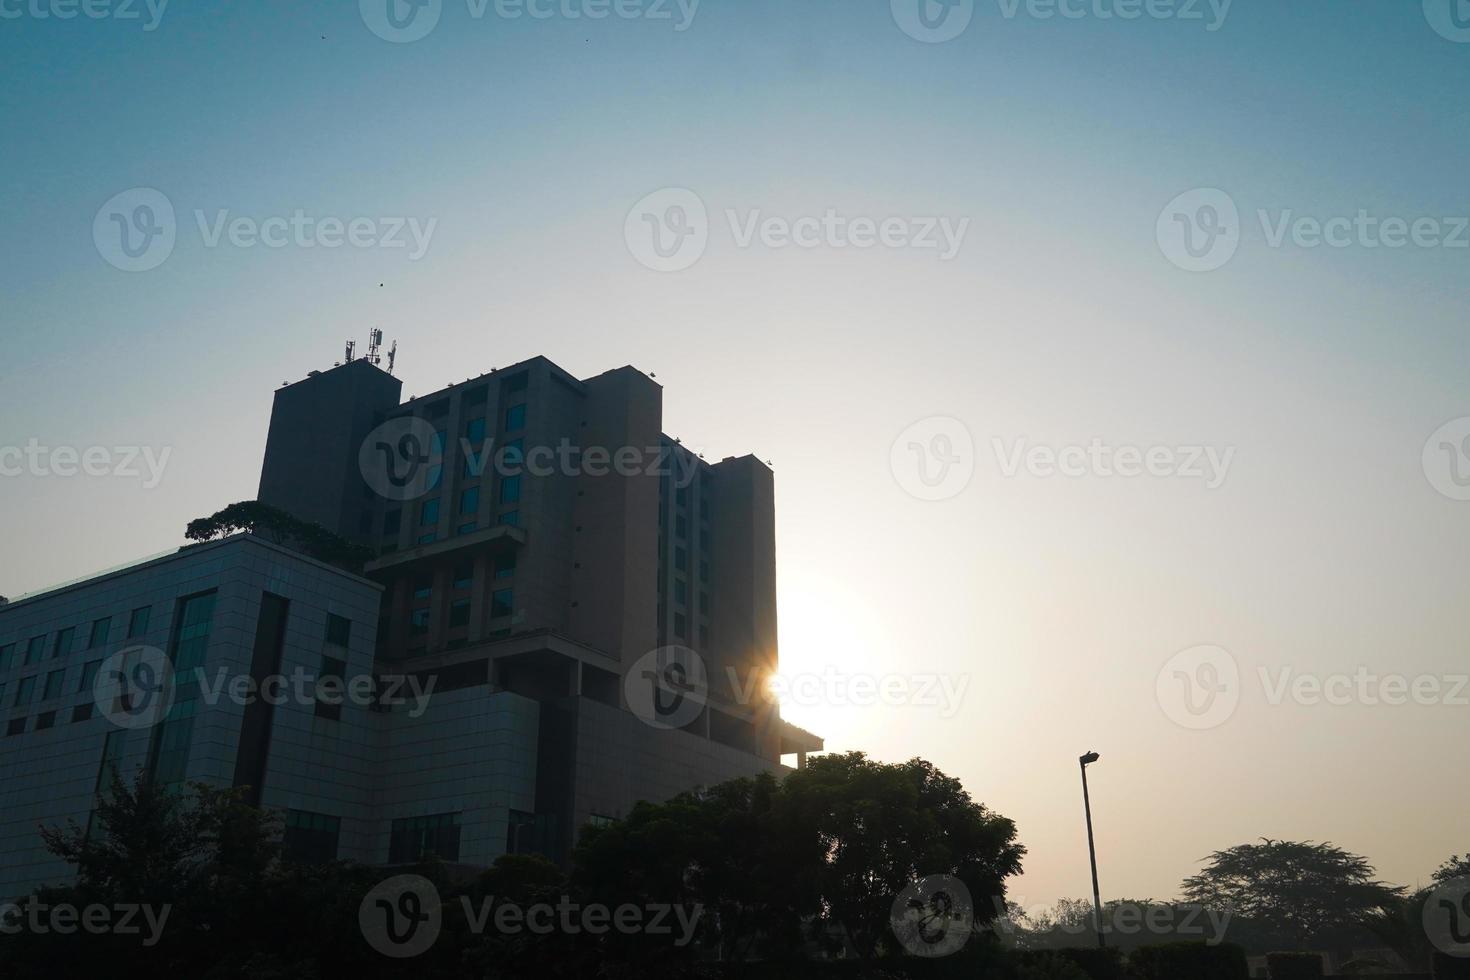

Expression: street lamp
xmin=1079 ymin=751 xmax=1104 ymax=948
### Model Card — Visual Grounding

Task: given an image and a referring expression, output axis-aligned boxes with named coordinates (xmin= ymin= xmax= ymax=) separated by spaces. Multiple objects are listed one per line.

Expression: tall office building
xmin=0 ymin=353 xmax=819 ymax=899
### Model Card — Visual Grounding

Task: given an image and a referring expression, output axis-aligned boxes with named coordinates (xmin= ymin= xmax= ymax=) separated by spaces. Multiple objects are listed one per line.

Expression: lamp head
xmin=1080 ymin=751 xmax=1100 ymax=766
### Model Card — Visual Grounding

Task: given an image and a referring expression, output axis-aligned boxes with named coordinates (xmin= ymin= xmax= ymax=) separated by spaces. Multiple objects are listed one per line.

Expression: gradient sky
xmin=3 ymin=0 xmax=1468 ymax=910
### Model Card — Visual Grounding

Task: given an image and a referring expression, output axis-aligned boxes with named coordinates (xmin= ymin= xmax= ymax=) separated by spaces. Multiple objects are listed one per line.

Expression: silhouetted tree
xmin=185 ymin=500 xmax=372 ymax=571
xmin=783 ymin=753 xmax=1024 ymax=960
xmin=1181 ymin=839 xmax=1404 ymax=954
xmin=574 ymin=753 xmax=1025 ymax=965
xmin=1434 ymin=854 xmax=1470 ymax=883
xmin=1363 ymin=888 xmax=1435 ymax=973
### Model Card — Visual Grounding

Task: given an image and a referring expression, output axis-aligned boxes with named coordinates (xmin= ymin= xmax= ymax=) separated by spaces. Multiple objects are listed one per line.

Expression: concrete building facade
xmin=0 ymin=354 xmax=820 ymax=900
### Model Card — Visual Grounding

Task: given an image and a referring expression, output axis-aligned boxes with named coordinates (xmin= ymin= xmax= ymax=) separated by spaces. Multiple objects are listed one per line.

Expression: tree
xmin=1434 ymin=854 xmax=1470 ymax=883
xmin=1363 ymin=888 xmax=1435 ymax=973
xmin=1181 ymin=839 xmax=1404 ymax=953
xmin=185 ymin=500 xmax=372 ymax=571
xmin=2 ymin=769 xmax=285 ymax=976
xmin=573 ymin=753 xmax=1025 ymax=964
xmin=781 ymin=753 xmax=1025 ymax=960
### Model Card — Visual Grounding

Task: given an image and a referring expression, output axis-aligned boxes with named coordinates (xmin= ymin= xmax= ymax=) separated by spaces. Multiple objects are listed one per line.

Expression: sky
xmin=2 ymin=0 xmax=1469 ymax=910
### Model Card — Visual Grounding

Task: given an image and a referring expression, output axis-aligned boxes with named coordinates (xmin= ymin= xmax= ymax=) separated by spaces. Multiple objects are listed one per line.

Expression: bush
xmin=1013 ymin=947 xmax=1127 ymax=980
xmin=1128 ymin=941 xmax=1250 ymax=980
xmin=1434 ymin=950 xmax=1470 ymax=979
xmin=1266 ymin=952 xmax=1324 ymax=978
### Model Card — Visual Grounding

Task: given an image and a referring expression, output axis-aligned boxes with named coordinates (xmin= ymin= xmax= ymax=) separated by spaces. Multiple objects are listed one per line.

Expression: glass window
xmin=460 ymin=486 xmax=479 ymax=515
xmin=72 ymin=702 xmax=94 ymax=723
xmin=88 ymin=618 xmax=111 ymax=649
xmin=700 ymin=560 xmax=709 ymax=584
xmin=457 ymin=522 xmax=477 ymax=535
xmin=148 ymin=591 xmax=217 ymax=788
xmin=675 ymin=547 xmax=688 ymax=571
xmin=410 ymin=609 xmax=430 ymax=635
xmin=674 ymin=613 xmax=687 ymax=638
xmin=675 ymin=516 xmax=687 ymax=538
xmin=674 ymin=579 xmax=687 ymax=605
xmin=24 ymin=636 xmax=45 ymax=665
xmin=42 ymin=669 xmax=65 ymax=700
xmin=35 ymin=710 xmax=55 ymax=731
xmin=6 ymin=717 xmax=25 ymax=736
xmin=506 ymin=371 xmax=528 ymax=393
xmin=79 ymin=660 xmax=102 ymax=693
xmin=420 ymin=498 xmax=439 ymax=526
xmin=500 ymin=438 xmax=525 ymax=469
xmin=494 ymin=555 xmax=516 ymax=580
xmin=498 ymin=511 xmax=519 ymax=528
xmin=389 ymin=812 xmax=461 ymax=863
xmin=504 ymin=403 xmax=526 ymax=432
xmin=499 ymin=475 xmax=521 ymax=505
xmin=16 ymin=675 xmax=37 ymax=706
xmin=413 ymin=578 xmax=433 ymax=600
xmin=127 ymin=606 xmax=151 ymax=639
xmin=0 ymin=644 xmax=13 ymax=671
xmin=465 ymin=416 xmax=486 ymax=443
xmin=52 ymin=627 xmax=75 ymax=659
xmin=315 ymin=655 xmax=347 ymax=721
xmin=417 ymin=532 xmax=437 ymax=545
xmin=452 ymin=565 xmax=473 ymax=590
xmin=449 ymin=599 xmax=471 ymax=628
xmin=383 ymin=509 xmax=402 ymax=536
xmin=325 ymin=614 xmax=351 ymax=648
xmin=490 ymin=589 xmax=514 ymax=619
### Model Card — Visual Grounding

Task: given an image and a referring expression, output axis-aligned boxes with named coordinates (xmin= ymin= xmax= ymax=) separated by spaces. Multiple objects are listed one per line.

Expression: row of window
xmin=0 ymin=605 xmax=151 ymax=674
xmin=2 ymin=658 xmax=104 ymax=711
xmin=279 ymin=810 xmax=467 ymax=865
xmin=408 ymin=588 xmax=515 ymax=636
xmin=5 ymin=701 xmax=97 ymax=736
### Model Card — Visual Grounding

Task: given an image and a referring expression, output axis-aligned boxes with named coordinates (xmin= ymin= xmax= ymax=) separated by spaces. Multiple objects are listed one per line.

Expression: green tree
xmin=782 ymin=752 xmax=1024 ymax=960
xmin=573 ymin=753 xmax=1025 ymax=965
xmin=185 ymin=500 xmax=372 ymax=571
xmin=1181 ymin=839 xmax=1404 ymax=953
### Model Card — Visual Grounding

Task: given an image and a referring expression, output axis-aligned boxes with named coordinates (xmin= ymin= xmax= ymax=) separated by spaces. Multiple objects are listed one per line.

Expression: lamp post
xmin=1079 ymin=751 xmax=1104 ymax=948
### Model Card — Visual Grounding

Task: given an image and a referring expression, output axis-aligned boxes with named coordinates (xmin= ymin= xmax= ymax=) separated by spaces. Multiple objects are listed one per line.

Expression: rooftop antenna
xmin=386 ymin=340 xmax=397 ymax=375
xmin=367 ymin=328 xmax=384 ymax=366
xmin=344 ymin=339 xmax=356 ymax=363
